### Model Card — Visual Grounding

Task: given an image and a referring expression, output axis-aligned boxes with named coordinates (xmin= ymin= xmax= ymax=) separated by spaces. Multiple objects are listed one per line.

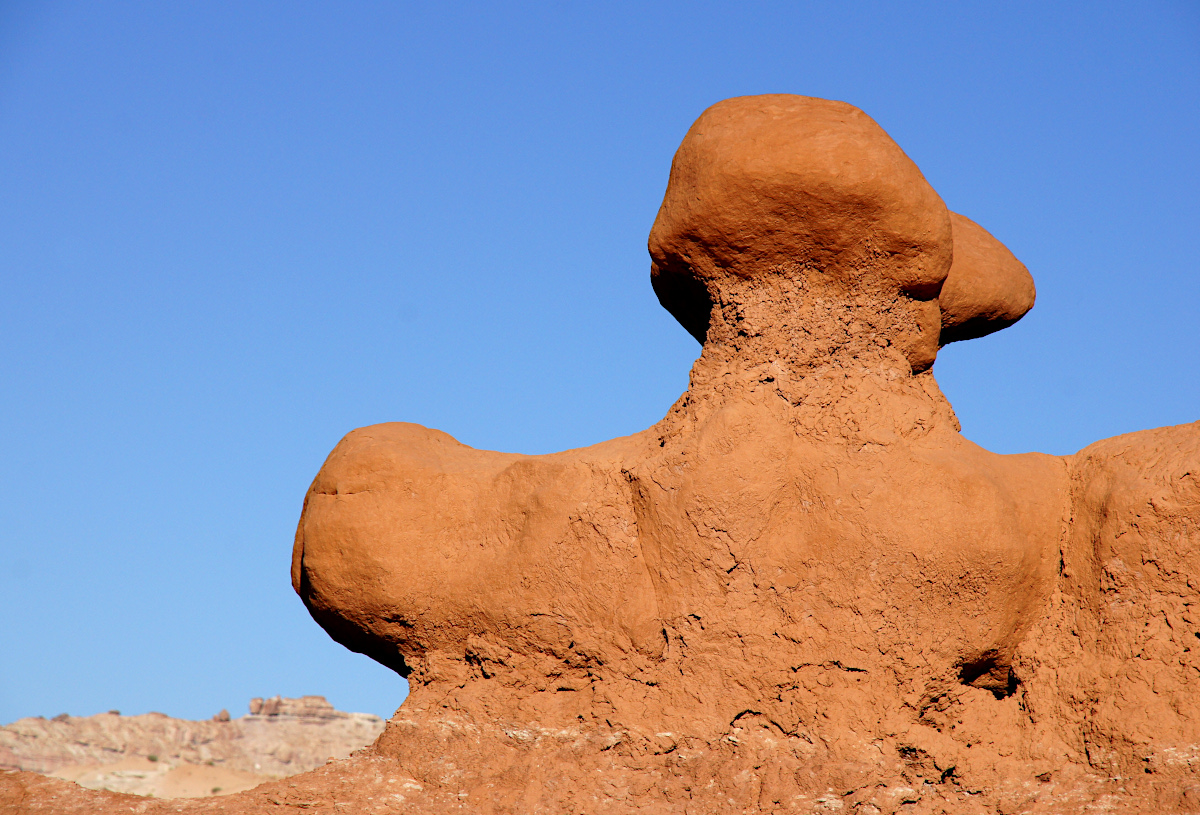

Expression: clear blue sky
xmin=2 ymin=1 xmax=1197 ymax=724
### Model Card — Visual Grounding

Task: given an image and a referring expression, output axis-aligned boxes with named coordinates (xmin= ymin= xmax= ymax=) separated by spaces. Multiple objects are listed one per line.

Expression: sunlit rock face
xmin=285 ymin=95 xmax=1199 ymax=814
xmin=294 ymin=95 xmax=1065 ymax=740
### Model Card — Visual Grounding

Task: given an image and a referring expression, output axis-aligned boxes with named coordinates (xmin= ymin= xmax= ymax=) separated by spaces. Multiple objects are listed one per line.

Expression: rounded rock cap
xmin=938 ymin=212 xmax=1036 ymax=345
xmin=649 ymin=94 xmax=954 ymax=344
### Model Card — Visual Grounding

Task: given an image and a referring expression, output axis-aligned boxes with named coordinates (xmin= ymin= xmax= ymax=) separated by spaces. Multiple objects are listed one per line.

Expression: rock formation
xmin=0 ymin=696 xmax=383 ymax=798
xmin=4 ymin=94 xmax=1197 ymax=813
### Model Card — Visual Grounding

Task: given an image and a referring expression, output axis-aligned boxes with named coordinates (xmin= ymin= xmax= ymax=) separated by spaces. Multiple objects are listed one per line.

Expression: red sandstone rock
xmin=938 ymin=212 xmax=1036 ymax=345
xmin=9 ymin=94 xmax=1197 ymax=813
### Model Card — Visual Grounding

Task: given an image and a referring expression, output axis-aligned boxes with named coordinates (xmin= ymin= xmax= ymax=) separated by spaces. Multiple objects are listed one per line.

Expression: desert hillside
xmin=0 ymin=695 xmax=384 ymax=798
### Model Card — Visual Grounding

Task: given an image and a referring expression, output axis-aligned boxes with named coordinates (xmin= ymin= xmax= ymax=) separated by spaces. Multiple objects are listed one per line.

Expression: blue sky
xmin=1 ymin=1 xmax=1197 ymax=724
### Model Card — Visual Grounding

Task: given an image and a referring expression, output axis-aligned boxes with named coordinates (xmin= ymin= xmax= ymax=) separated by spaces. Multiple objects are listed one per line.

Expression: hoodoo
xmin=7 ymin=95 xmax=1198 ymax=814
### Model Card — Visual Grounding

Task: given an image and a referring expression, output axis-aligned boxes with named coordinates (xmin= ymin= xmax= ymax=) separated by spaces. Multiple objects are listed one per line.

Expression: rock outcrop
xmin=4 ymin=94 xmax=1197 ymax=813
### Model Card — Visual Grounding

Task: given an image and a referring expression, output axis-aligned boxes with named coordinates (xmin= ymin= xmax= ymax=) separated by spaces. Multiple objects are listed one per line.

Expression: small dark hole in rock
xmin=958 ymin=656 xmax=1019 ymax=699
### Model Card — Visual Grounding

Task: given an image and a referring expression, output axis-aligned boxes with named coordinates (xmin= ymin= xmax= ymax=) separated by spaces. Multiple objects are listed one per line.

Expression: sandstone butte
xmin=4 ymin=95 xmax=1197 ymax=815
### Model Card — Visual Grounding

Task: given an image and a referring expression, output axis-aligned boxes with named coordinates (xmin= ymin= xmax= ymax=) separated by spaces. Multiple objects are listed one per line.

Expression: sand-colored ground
xmin=52 ymin=757 xmax=271 ymax=798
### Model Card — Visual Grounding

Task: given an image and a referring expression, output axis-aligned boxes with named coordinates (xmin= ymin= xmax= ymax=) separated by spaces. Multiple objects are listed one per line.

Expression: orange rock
xmin=939 ymin=212 xmax=1036 ymax=345
xmin=293 ymin=95 xmax=1065 ymax=730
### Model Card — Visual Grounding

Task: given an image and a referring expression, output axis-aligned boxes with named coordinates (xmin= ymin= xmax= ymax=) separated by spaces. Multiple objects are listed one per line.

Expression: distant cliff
xmin=0 ymin=696 xmax=384 ymax=798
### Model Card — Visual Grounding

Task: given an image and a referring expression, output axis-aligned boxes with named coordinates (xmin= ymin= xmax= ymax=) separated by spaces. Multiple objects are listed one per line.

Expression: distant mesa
xmin=0 ymin=696 xmax=383 ymax=799
xmin=247 ymin=695 xmax=345 ymax=719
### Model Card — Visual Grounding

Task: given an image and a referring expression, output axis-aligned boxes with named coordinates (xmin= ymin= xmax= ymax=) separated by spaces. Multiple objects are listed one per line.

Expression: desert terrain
xmin=0 ymin=695 xmax=383 ymax=799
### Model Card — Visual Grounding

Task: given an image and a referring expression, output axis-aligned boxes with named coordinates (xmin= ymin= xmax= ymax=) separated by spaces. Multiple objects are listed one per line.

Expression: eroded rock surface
xmin=8 ymin=95 xmax=1197 ymax=813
